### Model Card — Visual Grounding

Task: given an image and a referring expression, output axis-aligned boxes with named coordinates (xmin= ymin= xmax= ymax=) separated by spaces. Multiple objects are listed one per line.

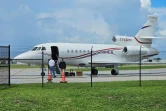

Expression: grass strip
xmin=0 ymin=80 xmax=166 ymax=111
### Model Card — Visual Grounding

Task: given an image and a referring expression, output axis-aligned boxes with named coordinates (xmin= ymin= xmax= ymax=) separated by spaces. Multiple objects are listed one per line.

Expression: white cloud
xmin=139 ymin=0 xmax=166 ymax=39
xmin=152 ymin=8 xmax=166 ymax=37
xmin=151 ymin=7 xmax=166 ymax=15
xmin=36 ymin=0 xmax=166 ymax=57
xmin=73 ymin=0 xmax=119 ymax=7
xmin=140 ymin=0 xmax=151 ymax=9
xmin=64 ymin=36 xmax=84 ymax=43
xmin=1 ymin=0 xmax=166 ymax=57
xmin=36 ymin=0 xmax=148 ymax=44
xmin=19 ymin=4 xmax=33 ymax=13
xmin=37 ymin=8 xmax=112 ymax=43
xmin=0 ymin=4 xmax=38 ymax=44
xmin=158 ymin=29 xmax=166 ymax=36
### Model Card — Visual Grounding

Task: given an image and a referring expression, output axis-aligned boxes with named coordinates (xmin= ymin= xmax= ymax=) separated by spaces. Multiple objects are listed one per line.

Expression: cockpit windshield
xmin=31 ymin=47 xmax=38 ymax=51
xmin=37 ymin=47 xmax=41 ymax=51
xmin=31 ymin=46 xmax=46 ymax=51
xmin=41 ymin=47 xmax=46 ymax=50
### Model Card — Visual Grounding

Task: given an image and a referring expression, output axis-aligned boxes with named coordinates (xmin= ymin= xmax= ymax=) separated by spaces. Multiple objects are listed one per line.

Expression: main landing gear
xmin=111 ymin=65 xmax=119 ymax=75
xmin=92 ymin=65 xmax=119 ymax=75
xmin=92 ymin=68 xmax=119 ymax=75
xmin=92 ymin=68 xmax=98 ymax=75
xmin=111 ymin=69 xmax=118 ymax=75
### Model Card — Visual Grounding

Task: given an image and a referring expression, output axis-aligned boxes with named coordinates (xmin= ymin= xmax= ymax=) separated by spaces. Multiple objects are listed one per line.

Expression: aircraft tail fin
xmin=135 ymin=15 xmax=158 ymax=38
xmin=134 ymin=15 xmax=158 ymax=47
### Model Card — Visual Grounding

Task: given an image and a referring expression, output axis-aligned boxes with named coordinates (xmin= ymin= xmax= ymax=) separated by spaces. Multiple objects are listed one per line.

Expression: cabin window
xmin=71 ymin=50 xmax=74 ymax=53
xmin=67 ymin=50 xmax=69 ymax=53
xmin=79 ymin=50 xmax=82 ymax=53
xmin=87 ymin=50 xmax=90 ymax=53
xmin=41 ymin=47 xmax=46 ymax=50
xmin=83 ymin=50 xmax=86 ymax=53
xmin=31 ymin=47 xmax=38 ymax=51
xmin=75 ymin=50 xmax=78 ymax=53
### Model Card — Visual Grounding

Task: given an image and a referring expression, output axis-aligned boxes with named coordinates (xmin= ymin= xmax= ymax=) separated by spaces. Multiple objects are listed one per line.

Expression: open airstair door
xmin=51 ymin=46 xmax=59 ymax=61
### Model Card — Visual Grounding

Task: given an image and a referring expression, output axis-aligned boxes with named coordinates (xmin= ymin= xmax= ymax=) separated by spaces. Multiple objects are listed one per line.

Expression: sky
xmin=0 ymin=0 xmax=166 ymax=58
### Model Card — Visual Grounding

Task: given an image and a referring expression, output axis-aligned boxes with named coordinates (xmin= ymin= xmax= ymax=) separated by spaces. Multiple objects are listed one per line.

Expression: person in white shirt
xmin=49 ymin=57 xmax=56 ymax=78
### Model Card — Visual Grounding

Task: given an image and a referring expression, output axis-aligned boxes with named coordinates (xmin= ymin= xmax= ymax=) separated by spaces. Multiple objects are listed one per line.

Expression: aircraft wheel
xmin=111 ymin=69 xmax=118 ymax=75
xmin=92 ymin=69 xmax=98 ymax=75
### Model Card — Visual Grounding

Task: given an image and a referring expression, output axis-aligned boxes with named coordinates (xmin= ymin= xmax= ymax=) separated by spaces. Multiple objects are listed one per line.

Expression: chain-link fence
xmin=11 ymin=50 xmax=45 ymax=87
xmin=4 ymin=47 xmax=166 ymax=87
xmin=0 ymin=45 xmax=10 ymax=87
xmin=87 ymin=50 xmax=166 ymax=87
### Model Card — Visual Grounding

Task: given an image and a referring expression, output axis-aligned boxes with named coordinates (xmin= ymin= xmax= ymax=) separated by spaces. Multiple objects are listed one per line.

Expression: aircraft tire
xmin=92 ymin=69 xmax=98 ymax=75
xmin=111 ymin=69 xmax=118 ymax=75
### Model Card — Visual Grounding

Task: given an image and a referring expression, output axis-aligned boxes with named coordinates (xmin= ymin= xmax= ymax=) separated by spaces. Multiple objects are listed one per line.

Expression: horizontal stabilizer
xmin=139 ymin=36 xmax=166 ymax=39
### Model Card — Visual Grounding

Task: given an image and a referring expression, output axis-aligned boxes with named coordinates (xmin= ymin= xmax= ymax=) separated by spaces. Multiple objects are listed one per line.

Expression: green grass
xmin=1 ymin=81 xmax=166 ymax=111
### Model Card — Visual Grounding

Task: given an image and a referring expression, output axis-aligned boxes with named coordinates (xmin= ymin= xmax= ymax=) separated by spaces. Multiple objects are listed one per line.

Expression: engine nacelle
xmin=123 ymin=46 xmax=148 ymax=56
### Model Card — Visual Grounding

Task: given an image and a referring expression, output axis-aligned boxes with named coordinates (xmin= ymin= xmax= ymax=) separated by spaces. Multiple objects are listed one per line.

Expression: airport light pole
xmin=91 ymin=46 xmax=93 ymax=87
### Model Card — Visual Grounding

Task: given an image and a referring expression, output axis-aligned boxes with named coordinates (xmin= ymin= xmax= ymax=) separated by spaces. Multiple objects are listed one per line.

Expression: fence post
xmin=91 ymin=46 xmax=93 ymax=88
xmin=41 ymin=47 xmax=45 ymax=87
xmin=8 ymin=45 xmax=10 ymax=87
xmin=139 ymin=46 xmax=142 ymax=87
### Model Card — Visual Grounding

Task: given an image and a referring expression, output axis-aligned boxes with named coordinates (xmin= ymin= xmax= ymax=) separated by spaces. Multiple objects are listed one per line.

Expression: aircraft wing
xmin=88 ymin=61 xmax=165 ymax=65
xmin=88 ymin=61 xmax=139 ymax=65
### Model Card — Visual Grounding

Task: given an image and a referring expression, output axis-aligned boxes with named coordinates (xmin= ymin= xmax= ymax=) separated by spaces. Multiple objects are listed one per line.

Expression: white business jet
xmin=14 ymin=15 xmax=160 ymax=75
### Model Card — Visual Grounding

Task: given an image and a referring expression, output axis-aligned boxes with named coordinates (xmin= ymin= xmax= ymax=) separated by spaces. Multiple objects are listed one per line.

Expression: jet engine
xmin=123 ymin=46 xmax=148 ymax=56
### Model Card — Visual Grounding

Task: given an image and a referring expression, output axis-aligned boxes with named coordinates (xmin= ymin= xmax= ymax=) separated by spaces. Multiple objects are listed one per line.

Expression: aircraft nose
xmin=14 ymin=54 xmax=21 ymax=60
xmin=14 ymin=51 xmax=42 ymax=64
xmin=14 ymin=52 xmax=29 ymax=60
xmin=14 ymin=52 xmax=36 ymax=64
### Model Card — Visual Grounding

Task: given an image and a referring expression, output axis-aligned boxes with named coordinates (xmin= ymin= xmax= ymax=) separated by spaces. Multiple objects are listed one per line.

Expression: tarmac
xmin=10 ymin=68 xmax=166 ymax=84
